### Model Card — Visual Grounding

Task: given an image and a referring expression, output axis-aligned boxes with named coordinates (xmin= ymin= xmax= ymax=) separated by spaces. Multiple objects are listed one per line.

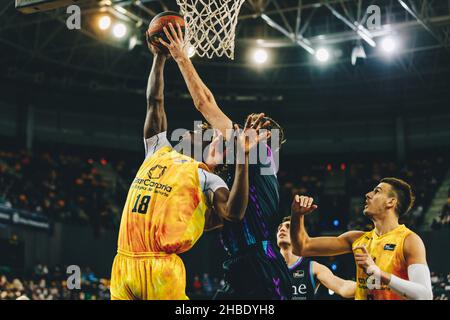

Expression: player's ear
xmin=386 ymin=196 xmax=396 ymax=211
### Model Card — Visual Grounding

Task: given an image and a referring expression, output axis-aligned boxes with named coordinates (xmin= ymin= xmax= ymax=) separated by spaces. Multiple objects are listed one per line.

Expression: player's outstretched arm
xmin=313 ymin=262 xmax=356 ymax=299
xmin=212 ymin=115 xmax=271 ymax=222
xmin=354 ymin=233 xmax=433 ymax=300
xmin=160 ymin=23 xmax=233 ymax=139
xmin=143 ymin=33 xmax=169 ymax=139
xmin=212 ymin=161 xmax=248 ymax=223
xmin=290 ymin=195 xmax=364 ymax=257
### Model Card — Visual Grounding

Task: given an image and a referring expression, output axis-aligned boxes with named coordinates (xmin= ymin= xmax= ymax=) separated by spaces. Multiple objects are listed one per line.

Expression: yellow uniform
xmin=352 ymin=224 xmax=413 ymax=300
xmin=110 ymin=145 xmax=209 ymax=300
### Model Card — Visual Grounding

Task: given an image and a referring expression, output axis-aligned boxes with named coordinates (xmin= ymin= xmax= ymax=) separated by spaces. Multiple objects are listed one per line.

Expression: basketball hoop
xmin=176 ymin=0 xmax=246 ymax=60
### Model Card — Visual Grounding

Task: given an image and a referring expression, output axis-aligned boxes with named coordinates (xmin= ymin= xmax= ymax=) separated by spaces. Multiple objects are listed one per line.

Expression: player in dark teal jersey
xmin=160 ymin=24 xmax=292 ymax=299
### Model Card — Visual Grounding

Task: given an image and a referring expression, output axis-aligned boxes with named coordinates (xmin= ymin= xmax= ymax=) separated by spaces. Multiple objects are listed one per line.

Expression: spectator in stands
xmin=33 ymin=263 xmax=49 ymax=280
xmin=431 ymin=192 xmax=450 ymax=230
xmin=192 ymin=275 xmax=202 ymax=296
xmin=430 ymin=271 xmax=450 ymax=300
xmin=202 ymin=273 xmax=213 ymax=297
xmin=0 ymin=265 xmax=110 ymax=300
xmin=212 ymin=277 xmax=221 ymax=293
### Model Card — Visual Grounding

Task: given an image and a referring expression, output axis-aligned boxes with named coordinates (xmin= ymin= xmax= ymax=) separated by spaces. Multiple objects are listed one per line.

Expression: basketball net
xmin=176 ymin=0 xmax=246 ymax=59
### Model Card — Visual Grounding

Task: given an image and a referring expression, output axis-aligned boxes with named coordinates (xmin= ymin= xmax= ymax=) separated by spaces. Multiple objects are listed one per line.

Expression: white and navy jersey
xmin=289 ymin=257 xmax=319 ymax=300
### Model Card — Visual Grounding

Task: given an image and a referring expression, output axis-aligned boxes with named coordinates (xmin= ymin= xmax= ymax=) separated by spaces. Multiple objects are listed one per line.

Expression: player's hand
xmin=159 ymin=23 xmax=189 ymax=62
xmin=236 ymin=113 xmax=272 ymax=156
xmin=145 ymin=31 xmax=170 ymax=58
xmin=248 ymin=113 xmax=271 ymax=131
xmin=205 ymin=130 xmax=224 ymax=169
xmin=353 ymin=246 xmax=380 ymax=276
xmin=291 ymin=195 xmax=318 ymax=216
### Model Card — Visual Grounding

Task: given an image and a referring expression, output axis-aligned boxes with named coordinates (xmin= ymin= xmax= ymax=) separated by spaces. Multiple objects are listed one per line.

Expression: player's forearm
xmin=146 ymin=54 xmax=166 ymax=106
xmin=226 ymin=155 xmax=249 ymax=221
xmin=176 ymin=57 xmax=233 ymax=139
xmin=388 ymin=277 xmax=433 ymax=300
xmin=320 ymin=273 xmax=355 ymax=299
xmin=144 ymin=55 xmax=167 ymax=138
xmin=315 ymin=263 xmax=356 ymax=299
xmin=374 ymin=265 xmax=433 ymax=300
xmin=176 ymin=57 xmax=213 ymax=111
xmin=290 ymin=213 xmax=310 ymax=256
xmin=290 ymin=216 xmax=350 ymax=256
xmin=336 ymin=280 xmax=356 ymax=299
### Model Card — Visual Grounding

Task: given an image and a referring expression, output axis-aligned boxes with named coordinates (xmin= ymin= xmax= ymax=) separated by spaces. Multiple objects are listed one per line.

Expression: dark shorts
xmin=213 ymin=241 xmax=292 ymax=300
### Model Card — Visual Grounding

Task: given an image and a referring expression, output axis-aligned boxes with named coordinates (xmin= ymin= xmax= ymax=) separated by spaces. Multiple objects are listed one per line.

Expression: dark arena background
xmin=0 ymin=0 xmax=449 ymax=301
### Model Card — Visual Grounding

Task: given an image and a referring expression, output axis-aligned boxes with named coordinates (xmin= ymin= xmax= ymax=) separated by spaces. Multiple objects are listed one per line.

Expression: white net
xmin=176 ymin=0 xmax=246 ymax=60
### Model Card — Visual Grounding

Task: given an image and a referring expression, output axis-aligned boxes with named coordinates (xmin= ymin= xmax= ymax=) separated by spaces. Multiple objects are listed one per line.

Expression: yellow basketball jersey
xmin=352 ymin=224 xmax=413 ymax=300
xmin=117 ymin=146 xmax=210 ymax=255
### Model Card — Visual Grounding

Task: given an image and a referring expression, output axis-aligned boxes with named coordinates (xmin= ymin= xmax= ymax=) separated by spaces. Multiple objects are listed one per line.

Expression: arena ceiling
xmin=1 ymin=0 xmax=450 ymax=113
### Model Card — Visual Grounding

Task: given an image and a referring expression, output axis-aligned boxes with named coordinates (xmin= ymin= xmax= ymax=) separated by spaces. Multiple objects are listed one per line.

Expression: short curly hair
xmin=246 ymin=113 xmax=286 ymax=151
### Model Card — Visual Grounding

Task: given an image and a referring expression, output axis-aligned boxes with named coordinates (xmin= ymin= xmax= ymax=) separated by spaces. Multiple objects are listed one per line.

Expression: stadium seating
xmin=1 ymin=147 xmax=448 ymax=233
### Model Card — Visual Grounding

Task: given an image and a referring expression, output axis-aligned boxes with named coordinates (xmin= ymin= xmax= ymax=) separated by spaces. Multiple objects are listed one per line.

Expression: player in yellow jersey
xmin=110 ymin=39 xmax=270 ymax=300
xmin=289 ymin=178 xmax=433 ymax=300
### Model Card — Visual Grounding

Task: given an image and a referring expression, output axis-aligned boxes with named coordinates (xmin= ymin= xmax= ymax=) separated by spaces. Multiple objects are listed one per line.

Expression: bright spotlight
xmin=381 ymin=36 xmax=397 ymax=53
xmin=187 ymin=45 xmax=196 ymax=58
xmin=98 ymin=16 xmax=111 ymax=30
xmin=315 ymin=48 xmax=330 ymax=62
xmin=253 ymin=48 xmax=268 ymax=64
xmin=113 ymin=23 xmax=127 ymax=38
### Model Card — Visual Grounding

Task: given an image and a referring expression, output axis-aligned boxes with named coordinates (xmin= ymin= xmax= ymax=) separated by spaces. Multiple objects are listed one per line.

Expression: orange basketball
xmin=147 ymin=11 xmax=185 ymax=52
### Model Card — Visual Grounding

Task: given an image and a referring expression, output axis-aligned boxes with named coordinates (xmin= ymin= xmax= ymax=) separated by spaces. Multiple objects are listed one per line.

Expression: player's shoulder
xmin=198 ymin=168 xmax=223 ymax=180
xmin=310 ymin=261 xmax=323 ymax=272
xmin=404 ymin=231 xmax=425 ymax=248
xmin=341 ymin=230 xmax=367 ymax=244
xmin=403 ymin=229 xmax=427 ymax=263
xmin=144 ymin=131 xmax=172 ymax=157
xmin=198 ymin=168 xmax=229 ymax=192
xmin=145 ymin=130 xmax=168 ymax=141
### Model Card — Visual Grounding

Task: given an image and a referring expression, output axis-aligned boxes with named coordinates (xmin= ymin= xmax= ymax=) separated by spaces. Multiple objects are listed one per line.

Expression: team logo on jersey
xmin=147 ymin=165 xmax=167 ymax=180
xmin=173 ymin=159 xmax=188 ymax=164
xmin=383 ymin=244 xmax=396 ymax=251
xmin=293 ymin=270 xmax=305 ymax=278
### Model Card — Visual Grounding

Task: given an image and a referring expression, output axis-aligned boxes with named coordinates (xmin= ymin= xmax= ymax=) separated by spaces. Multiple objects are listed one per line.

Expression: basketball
xmin=147 ymin=11 xmax=186 ymax=52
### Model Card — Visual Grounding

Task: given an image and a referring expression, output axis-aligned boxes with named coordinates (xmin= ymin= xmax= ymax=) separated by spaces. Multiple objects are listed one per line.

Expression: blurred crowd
xmin=431 ymin=188 xmax=450 ymax=230
xmin=0 ymin=263 xmax=221 ymax=300
xmin=0 ymin=149 xmax=122 ymax=232
xmin=0 ymin=264 xmax=110 ymax=300
xmin=1 ymin=264 xmax=448 ymax=300
xmin=188 ymin=273 xmax=225 ymax=299
xmin=0 ymin=147 xmax=449 ymax=233
xmin=431 ymin=272 xmax=450 ymax=300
